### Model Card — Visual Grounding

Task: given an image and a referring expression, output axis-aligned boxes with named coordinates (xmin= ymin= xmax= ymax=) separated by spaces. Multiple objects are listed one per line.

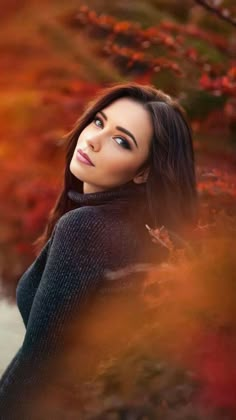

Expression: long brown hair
xmin=33 ymin=82 xmax=199 ymax=254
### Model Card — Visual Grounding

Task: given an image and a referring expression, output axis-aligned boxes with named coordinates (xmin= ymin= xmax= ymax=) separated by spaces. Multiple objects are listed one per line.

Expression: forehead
xmin=102 ymin=97 xmax=153 ymax=144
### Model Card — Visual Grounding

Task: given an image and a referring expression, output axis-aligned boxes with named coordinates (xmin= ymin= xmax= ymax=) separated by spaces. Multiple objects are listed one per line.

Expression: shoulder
xmin=46 ymin=207 xmax=110 ymax=269
xmin=53 ymin=206 xmax=108 ymax=247
xmin=57 ymin=206 xmax=105 ymax=231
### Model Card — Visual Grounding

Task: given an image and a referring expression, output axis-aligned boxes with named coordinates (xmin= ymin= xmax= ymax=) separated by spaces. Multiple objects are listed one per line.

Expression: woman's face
xmin=69 ymin=97 xmax=153 ymax=193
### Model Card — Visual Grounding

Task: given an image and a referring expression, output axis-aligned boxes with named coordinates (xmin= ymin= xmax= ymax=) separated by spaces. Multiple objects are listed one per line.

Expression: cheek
xmin=77 ymin=124 xmax=95 ymax=143
xmin=76 ymin=131 xmax=86 ymax=145
xmin=104 ymin=154 xmax=140 ymax=180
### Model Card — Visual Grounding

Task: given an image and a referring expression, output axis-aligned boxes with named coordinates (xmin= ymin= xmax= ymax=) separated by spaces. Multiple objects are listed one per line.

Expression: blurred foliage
xmin=24 ymin=209 xmax=236 ymax=419
xmin=181 ymin=90 xmax=227 ymax=119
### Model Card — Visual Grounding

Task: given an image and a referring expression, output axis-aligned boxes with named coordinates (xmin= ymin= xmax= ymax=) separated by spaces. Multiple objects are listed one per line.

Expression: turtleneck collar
xmin=67 ymin=181 xmax=147 ymax=208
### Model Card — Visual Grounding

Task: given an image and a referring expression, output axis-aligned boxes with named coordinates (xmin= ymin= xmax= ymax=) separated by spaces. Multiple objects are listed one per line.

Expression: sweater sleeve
xmin=0 ymin=207 xmax=108 ymax=419
xmin=16 ymin=233 xmax=55 ymax=328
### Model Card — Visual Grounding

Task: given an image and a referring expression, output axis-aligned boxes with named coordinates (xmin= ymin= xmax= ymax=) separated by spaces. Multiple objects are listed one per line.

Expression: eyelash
xmin=92 ymin=116 xmax=131 ymax=150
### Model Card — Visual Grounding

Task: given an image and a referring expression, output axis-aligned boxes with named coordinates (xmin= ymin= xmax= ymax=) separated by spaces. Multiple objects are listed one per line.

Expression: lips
xmin=77 ymin=148 xmax=95 ymax=166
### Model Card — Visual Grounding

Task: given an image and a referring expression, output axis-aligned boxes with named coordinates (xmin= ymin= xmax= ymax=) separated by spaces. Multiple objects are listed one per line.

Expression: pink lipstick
xmin=76 ymin=150 xmax=94 ymax=166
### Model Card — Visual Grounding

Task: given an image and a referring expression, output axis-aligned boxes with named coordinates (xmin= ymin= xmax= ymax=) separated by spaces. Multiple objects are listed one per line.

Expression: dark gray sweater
xmin=0 ymin=181 xmax=168 ymax=419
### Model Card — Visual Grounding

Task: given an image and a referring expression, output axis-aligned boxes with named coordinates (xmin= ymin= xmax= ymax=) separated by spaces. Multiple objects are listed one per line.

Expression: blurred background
xmin=0 ymin=1 xmax=236 ymax=418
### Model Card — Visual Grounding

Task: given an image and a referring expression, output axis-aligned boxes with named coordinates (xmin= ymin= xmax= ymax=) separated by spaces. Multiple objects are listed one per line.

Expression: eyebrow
xmin=98 ymin=110 xmax=138 ymax=148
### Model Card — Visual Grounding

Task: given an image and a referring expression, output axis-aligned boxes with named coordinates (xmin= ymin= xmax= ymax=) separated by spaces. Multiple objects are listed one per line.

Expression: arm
xmin=16 ymin=221 xmax=60 ymax=328
xmin=16 ymin=233 xmax=55 ymax=328
xmin=0 ymin=207 xmax=108 ymax=419
xmin=0 ymin=224 xmax=58 ymax=418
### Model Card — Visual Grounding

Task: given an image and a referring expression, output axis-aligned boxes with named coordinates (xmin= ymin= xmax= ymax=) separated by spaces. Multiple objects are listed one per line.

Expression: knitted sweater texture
xmin=0 ymin=181 xmax=168 ymax=419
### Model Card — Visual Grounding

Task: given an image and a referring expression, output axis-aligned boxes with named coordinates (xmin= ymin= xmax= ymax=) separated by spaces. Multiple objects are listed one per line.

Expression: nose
xmin=85 ymin=134 xmax=101 ymax=152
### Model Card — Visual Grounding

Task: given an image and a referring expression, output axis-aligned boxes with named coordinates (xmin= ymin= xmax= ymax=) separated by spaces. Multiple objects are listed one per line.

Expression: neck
xmin=67 ymin=180 xmax=146 ymax=208
xmin=67 ymin=180 xmax=154 ymax=234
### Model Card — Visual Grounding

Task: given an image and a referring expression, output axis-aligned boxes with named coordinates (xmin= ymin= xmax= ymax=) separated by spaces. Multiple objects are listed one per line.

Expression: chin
xmin=69 ymin=163 xmax=82 ymax=180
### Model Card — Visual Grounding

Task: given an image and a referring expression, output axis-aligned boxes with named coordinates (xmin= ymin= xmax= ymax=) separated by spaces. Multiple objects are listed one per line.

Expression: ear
xmin=133 ymin=166 xmax=150 ymax=184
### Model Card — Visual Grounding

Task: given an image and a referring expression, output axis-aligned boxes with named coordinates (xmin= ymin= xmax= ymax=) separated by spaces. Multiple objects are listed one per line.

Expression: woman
xmin=0 ymin=82 xmax=199 ymax=418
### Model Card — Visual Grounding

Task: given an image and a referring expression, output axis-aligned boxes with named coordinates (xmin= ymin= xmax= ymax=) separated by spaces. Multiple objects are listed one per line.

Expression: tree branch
xmin=194 ymin=0 xmax=236 ymax=27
